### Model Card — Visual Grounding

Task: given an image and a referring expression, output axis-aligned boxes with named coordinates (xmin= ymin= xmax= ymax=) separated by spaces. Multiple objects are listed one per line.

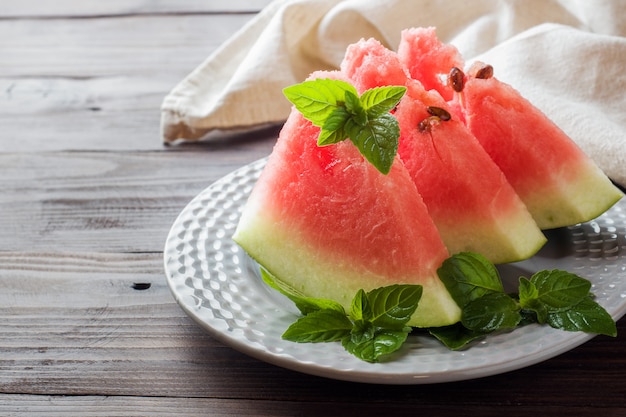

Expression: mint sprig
xmin=283 ymin=79 xmax=406 ymax=174
xmin=262 ymin=267 xmax=421 ymax=363
xmin=519 ymin=270 xmax=616 ymax=336
xmin=435 ymin=252 xmax=617 ymax=350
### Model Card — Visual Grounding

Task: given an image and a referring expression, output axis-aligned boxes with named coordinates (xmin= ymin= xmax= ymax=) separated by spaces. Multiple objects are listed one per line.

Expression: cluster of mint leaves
xmin=263 ymin=252 xmax=616 ymax=363
xmin=283 ymin=78 xmax=406 ymax=174
xmin=430 ymin=252 xmax=616 ymax=350
xmin=261 ymin=268 xmax=422 ymax=363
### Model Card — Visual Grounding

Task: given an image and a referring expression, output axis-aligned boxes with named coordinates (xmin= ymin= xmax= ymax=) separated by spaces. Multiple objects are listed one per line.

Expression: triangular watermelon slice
xmin=455 ymin=64 xmax=624 ymax=228
xmin=233 ymin=79 xmax=461 ymax=328
xmin=341 ymin=38 xmax=546 ymax=263
xmin=397 ymin=28 xmax=623 ymax=229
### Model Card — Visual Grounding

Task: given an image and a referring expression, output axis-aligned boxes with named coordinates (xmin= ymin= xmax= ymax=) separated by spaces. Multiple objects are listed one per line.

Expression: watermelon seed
xmin=427 ymin=106 xmax=451 ymax=121
xmin=449 ymin=67 xmax=465 ymax=92
xmin=418 ymin=116 xmax=441 ymax=133
xmin=469 ymin=62 xmax=494 ymax=79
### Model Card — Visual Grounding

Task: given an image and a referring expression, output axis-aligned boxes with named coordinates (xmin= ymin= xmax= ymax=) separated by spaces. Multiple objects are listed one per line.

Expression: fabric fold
xmin=160 ymin=0 xmax=626 ymax=185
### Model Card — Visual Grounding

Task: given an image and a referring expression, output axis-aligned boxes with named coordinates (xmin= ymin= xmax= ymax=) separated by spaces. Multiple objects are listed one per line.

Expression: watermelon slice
xmin=341 ymin=38 xmax=546 ymax=263
xmin=233 ymin=88 xmax=461 ymax=328
xmin=456 ymin=64 xmax=624 ymax=228
xmin=396 ymin=28 xmax=623 ymax=229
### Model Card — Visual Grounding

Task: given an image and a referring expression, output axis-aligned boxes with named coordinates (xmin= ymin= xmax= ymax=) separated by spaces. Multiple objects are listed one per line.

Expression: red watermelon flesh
xmin=233 ymin=72 xmax=461 ymax=327
xmin=341 ymin=37 xmax=409 ymax=89
xmin=397 ymin=27 xmax=463 ymax=101
xmin=341 ymin=38 xmax=546 ymax=263
xmin=457 ymin=70 xmax=624 ymax=229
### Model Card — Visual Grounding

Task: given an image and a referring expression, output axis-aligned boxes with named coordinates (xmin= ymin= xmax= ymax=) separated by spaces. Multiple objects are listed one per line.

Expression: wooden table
xmin=1 ymin=2 xmax=625 ymax=415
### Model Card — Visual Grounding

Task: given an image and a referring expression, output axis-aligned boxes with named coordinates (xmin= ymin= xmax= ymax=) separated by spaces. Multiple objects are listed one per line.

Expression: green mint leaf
xmin=318 ymin=107 xmax=350 ymax=146
xmin=260 ymin=268 xmax=345 ymax=315
xmin=365 ymin=284 xmax=423 ymax=329
xmin=360 ymin=86 xmax=406 ymax=117
xmin=530 ymin=270 xmax=591 ymax=310
xmin=282 ymin=309 xmax=353 ymax=343
xmin=461 ymin=292 xmax=521 ymax=332
xmin=350 ymin=289 xmax=372 ymax=322
xmin=519 ymin=308 xmax=540 ymax=326
xmin=344 ymin=89 xmax=367 ymax=126
xmin=437 ymin=252 xmax=505 ymax=308
xmin=292 ymin=296 xmax=346 ymax=317
xmin=346 ymin=112 xmax=400 ymax=175
xmin=428 ymin=323 xmax=487 ymax=350
xmin=349 ymin=319 xmax=376 ymax=344
xmin=318 ymin=127 xmax=348 ymax=147
xmin=322 ymin=106 xmax=350 ymax=131
xmin=343 ymin=286 xmax=420 ymax=362
xmin=342 ymin=324 xmax=410 ymax=363
xmin=283 ymin=78 xmax=358 ymax=127
xmin=518 ymin=277 xmax=547 ymax=323
xmin=518 ymin=277 xmax=538 ymax=302
xmin=546 ymin=297 xmax=617 ymax=337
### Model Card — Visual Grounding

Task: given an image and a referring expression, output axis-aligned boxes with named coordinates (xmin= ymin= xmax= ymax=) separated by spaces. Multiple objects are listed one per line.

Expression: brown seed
xmin=449 ymin=67 xmax=465 ymax=92
xmin=468 ymin=62 xmax=494 ymax=79
xmin=427 ymin=106 xmax=451 ymax=121
xmin=418 ymin=116 xmax=441 ymax=133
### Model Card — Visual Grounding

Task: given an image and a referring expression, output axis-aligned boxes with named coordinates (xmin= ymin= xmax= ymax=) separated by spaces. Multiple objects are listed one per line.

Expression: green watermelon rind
xmin=233 ymin=216 xmax=462 ymax=329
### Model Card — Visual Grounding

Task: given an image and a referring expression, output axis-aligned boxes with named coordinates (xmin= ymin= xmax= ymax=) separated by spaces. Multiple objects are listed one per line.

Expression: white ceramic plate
xmin=164 ymin=158 xmax=626 ymax=384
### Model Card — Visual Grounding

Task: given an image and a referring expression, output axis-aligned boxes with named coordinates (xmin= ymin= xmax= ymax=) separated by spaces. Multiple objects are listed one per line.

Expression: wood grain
xmin=1 ymin=395 xmax=624 ymax=417
xmin=0 ymin=12 xmax=270 ymax=151
xmin=0 ymin=0 xmax=272 ymax=17
xmin=0 ymin=14 xmax=258 ymax=79
xmin=0 ymin=131 xmax=276 ymax=252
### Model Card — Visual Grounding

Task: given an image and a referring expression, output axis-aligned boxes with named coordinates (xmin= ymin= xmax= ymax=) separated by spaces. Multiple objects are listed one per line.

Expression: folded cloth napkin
xmin=160 ymin=0 xmax=626 ymax=186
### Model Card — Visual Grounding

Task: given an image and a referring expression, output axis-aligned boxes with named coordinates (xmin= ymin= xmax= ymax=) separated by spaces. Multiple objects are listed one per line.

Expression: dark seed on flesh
xmin=467 ymin=62 xmax=495 ymax=80
xmin=427 ymin=106 xmax=451 ymax=121
xmin=418 ymin=116 xmax=441 ymax=133
xmin=449 ymin=67 xmax=465 ymax=92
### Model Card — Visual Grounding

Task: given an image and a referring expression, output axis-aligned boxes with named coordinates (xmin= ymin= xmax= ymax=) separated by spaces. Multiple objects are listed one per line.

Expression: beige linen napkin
xmin=161 ymin=0 xmax=626 ymax=186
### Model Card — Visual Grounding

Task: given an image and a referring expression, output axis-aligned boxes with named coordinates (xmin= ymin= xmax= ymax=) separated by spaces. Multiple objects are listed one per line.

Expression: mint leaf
xmin=344 ymin=89 xmax=367 ymax=126
xmin=348 ymin=319 xmax=376 ymax=344
xmin=350 ymin=289 xmax=371 ymax=322
xmin=342 ymin=324 xmax=410 ymax=363
xmin=346 ymin=112 xmax=400 ymax=175
xmin=461 ymin=292 xmax=521 ymax=332
xmin=520 ymin=270 xmax=594 ymax=325
xmin=341 ymin=285 xmax=420 ymax=362
xmin=365 ymin=284 xmax=422 ymax=329
xmin=437 ymin=252 xmax=504 ymax=308
xmin=518 ymin=277 xmax=538 ymax=301
xmin=361 ymin=86 xmax=406 ymax=117
xmin=545 ymin=297 xmax=617 ymax=337
xmin=283 ymin=309 xmax=353 ymax=342
xmin=428 ymin=323 xmax=487 ymax=350
xmin=318 ymin=127 xmax=348 ymax=147
xmin=518 ymin=277 xmax=548 ymax=323
xmin=530 ymin=270 xmax=591 ymax=310
xmin=260 ymin=268 xmax=345 ymax=315
xmin=282 ymin=79 xmax=358 ymax=127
